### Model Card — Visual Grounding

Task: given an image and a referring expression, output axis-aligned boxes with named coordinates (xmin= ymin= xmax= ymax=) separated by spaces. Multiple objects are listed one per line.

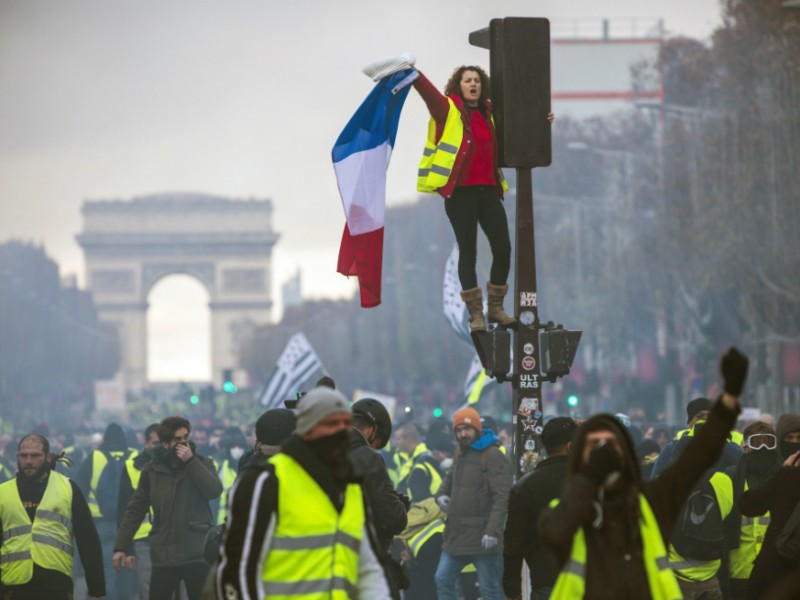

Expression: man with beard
xmin=539 ymin=347 xmax=748 ymax=599
xmin=112 ymin=416 xmax=222 ymax=600
xmin=115 ymin=423 xmax=160 ymax=600
xmin=0 ymin=433 xmax=105 ymax=599
xmin=433 ymin=406 xmax=511 ymax=600
xmin=214 ymin=386 xmax=391 ymax=599
xmin=721 ymin=421 xmax=781 ymax=600
xmin=740 ymin=413 xmax=800 ymax=600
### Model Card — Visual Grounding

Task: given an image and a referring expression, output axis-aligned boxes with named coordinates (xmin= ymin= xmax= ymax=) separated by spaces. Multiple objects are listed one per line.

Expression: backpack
xmin=671 ymin=476 xmax=725 ymax=561
xmin=775 ymin=501 xmax=800 ymax=561
xmin=95 ymin=450 xmax=127 ymax=519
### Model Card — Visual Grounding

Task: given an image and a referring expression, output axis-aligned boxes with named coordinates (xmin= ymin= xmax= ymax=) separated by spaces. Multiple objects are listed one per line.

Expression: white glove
xmin=481 ymin=534 xmax=499 ymax=551
xmin=362 ymin=52 xmax=416 ymax=81
xmin=436 ymin=495 xmax=450 ymax=513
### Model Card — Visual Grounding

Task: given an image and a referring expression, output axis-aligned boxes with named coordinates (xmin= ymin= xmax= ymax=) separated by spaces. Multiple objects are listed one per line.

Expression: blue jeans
xmin=434 ymin=550 xmax=503 ymax=600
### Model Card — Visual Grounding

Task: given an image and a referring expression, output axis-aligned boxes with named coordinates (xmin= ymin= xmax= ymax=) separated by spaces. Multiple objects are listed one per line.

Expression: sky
xmin=0 ymin=0 xmax=724 ymax=380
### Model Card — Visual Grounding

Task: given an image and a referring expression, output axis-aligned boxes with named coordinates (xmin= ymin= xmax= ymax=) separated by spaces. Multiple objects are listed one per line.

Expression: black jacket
xmin=348 ymin=429 xmax=408 ymax=548
xmin=502 ymin=454 xmax=569 ymax=597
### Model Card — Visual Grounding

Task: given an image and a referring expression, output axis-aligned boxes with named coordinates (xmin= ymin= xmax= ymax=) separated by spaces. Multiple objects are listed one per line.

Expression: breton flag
xmin=462 ymin=353 xmax=498 ymax=406
xmin=443 ymin=244 xmax=488 ymax=347
xmin=333 ymin=69 xmax=418 ymax=308
xmin=259 ymin=332 xmax=324 ymax=408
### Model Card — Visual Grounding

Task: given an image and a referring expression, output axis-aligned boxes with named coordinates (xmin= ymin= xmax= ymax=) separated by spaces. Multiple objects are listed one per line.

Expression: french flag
xmin=333 ymin=69 xmax=418 ymax=308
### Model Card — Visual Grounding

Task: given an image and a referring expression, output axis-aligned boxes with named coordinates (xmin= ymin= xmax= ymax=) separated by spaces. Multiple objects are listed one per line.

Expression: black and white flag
xmin=259 ymin=332 xmax=324 ymax=408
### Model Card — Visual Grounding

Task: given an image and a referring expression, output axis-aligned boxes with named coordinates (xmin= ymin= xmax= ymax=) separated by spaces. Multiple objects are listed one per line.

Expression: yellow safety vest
xmin=675 ymin=425 xmax=743 ymax=445
xmin=729 ymin=480 xmax=770 ymax=580
xmin=397 ymin=443 xmax=442 ymax=502
xmin=0 ymin=472 xmax=74 ymax=584
xmin=88 ymin=448 xmax=137 ymax=518
xmin=262 ymin=453 xmax=364 ymax=599
xmin=407 ymin=518 xmax=445 ymax=558
xmin=669 ymin=471 xmax=734 ymax=582
xmin=551 ymin=494 xmax=682 ymax=600
xmin=124 ymin=458 xmax=153 ymax=541
xmin=217 ymin=458 xmax=238 ymax=525
xmin=417 ymin=98 xmax=508 ymax=194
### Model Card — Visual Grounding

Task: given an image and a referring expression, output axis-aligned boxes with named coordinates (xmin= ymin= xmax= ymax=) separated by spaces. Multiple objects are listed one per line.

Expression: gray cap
xmin=295 ymin=387 xmax=351 ymax=435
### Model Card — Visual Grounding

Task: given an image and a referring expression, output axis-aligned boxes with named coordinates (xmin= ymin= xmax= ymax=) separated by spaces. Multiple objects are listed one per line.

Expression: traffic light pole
xmin=512 ymin=168 xmax=544 ymax=477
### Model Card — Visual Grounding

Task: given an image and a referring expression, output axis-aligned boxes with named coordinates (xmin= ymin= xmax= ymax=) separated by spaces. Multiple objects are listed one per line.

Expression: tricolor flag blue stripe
xmin=334 ymin=69 xmax=418 ymax=308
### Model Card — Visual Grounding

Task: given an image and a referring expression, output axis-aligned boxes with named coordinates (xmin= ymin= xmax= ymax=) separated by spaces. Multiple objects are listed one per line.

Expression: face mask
xmin=780 ymin=440 xmax=800 ymax=460
xmin=744 ymin=448 xmax=778 ymax=474
xmin=229 ymin=447 xmax=245 ymax=461
xmin=305 ymin=430 xmax=351 ymax=465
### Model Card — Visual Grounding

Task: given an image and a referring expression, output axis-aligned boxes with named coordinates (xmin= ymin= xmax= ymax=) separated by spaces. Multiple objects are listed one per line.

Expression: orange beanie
xmin=453 ymin=407 xmax=482 ymax=434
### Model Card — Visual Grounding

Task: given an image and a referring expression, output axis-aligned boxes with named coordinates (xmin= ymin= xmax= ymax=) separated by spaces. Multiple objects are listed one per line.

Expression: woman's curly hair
xmin=444 ymin=65 xmax=490 ymax=105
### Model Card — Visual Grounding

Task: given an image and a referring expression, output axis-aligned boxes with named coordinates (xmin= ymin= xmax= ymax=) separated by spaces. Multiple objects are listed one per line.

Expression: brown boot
xmin=460 ymin=287 xmax=486 ymax=332
xmin=486 ymin=282 xmax=517 ymax=327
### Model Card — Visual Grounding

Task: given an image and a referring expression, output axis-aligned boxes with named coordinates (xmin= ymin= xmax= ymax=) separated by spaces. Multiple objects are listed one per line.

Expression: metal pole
xmin=512 ymin=168 xmax=544 ymax=477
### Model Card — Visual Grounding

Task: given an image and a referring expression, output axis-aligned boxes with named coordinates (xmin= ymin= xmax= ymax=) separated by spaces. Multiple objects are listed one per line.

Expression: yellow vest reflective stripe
xmin=416 ymin=98 xmax=509 ymax=194
xmin=669 ymin=471 xmax=734 ymax=582
xmin=88 ymin=448 xmax=137 ymax=518
xmin=729 ymin=481 xmax=770 ymax=580
xmin=408 ymin=518 xmax=445 ymax=558
xmin=398 ymin=444 xmax=443 ymax=501
xmin=124 ymin=458 xmax=153 ymax=541
xmin=262 ymin=453 xmax=364 ymax=598
xmin=216 ymin=459 xmax=238 ymax=525
xmin=551 ymin=494 xmax=681 ymax=600
xmin=676 ymin=425 xmax=742 ymax=445
xmin=0 ymin=472 xmax=74 ymax=584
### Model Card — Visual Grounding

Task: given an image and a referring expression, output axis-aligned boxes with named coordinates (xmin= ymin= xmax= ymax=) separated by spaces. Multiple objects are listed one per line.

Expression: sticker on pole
xmin=522 ymin=356 xmax=536 ymax=371
xmin=518 ymin=397 xmax=539 ymax=416
xmin=520 ymin=292 xmax=537 ymax=307
xmin=520 ymin=311 xmax=535 ymax=326
xmin=523 ymin=342 xmax=534 ymax=355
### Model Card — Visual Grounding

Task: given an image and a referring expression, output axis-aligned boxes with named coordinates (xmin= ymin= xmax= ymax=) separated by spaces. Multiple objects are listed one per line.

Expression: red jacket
xmin=412 ymin=70 xmax=505 ymax=200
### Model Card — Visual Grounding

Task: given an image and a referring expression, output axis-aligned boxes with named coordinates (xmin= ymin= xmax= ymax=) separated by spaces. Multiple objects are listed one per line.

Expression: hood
xmin=777 ymin=413 xmax=800 ymax=443
xmin=567 ymin=413 xmax=641 ymax=485
xmin=470 ymin=428 xmax=500 ymax=451
xmin=100 ymin=423 xmax=128 ymax=451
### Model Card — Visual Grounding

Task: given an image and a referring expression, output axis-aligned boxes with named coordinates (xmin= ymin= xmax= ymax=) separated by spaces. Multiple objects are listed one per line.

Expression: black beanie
xmin=686 ymin=397 xmax=714 ymax=423
xmin=255 ymin=408 xmax=297 ymax=446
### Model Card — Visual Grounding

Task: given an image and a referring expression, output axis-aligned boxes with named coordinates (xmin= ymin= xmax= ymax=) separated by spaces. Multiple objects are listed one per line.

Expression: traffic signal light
xmin=190 ymin=394 xmax=200 ymax=405
xmin=222 ymin=369 xmax=237 ymax=394
xmin=567 ymin=394 xmax=579 ymax=407
xmin=433 ymin=408 xmax=443 ymax=418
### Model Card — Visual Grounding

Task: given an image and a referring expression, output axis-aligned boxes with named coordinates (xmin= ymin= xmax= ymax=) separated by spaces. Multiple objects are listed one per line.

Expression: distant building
xmin=551 ymin=18 xmax=664 ymax=118
xmin=282 ymin=269 xmax=303 ymax=310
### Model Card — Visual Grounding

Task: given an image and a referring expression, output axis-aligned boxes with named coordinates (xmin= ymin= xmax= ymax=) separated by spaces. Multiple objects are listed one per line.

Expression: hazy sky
xmin=0 ymin=1 xmax=724 ymax=379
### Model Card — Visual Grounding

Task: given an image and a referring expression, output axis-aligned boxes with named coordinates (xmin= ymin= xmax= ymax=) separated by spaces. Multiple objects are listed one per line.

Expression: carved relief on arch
xmin=141 ymin=262 xmax=216 ymax=301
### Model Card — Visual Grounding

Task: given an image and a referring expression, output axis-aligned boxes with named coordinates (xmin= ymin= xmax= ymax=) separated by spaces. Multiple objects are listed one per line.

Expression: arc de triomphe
xmin=77 ymin=193 xmax=279 ymax=389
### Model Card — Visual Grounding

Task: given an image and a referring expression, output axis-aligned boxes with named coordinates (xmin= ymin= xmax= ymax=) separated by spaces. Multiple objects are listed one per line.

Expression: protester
xmin=113 ymin=416 xmax=222 ymax=600
xmin=215 ymin=427 xmax=247 ymax=525
xmin=396 ymin=496 xmax=446 ymax=600
xmin=116 ymin=423 xmax=160 ymax=600
xmin=236 ymin=407 xmax=296 ymax=472
xmin=434 ymin=406 xmax=511 ymax=600
xmin=0 ymin=433 xmax=105 ymax=599
xmin=503 ymin=416 xmax=578 ymax=600
xmin=214 ymin=387 xmax=391 ymax=598
xmin=76 ymin=422 xmax=138 ymax=600
xmin=395 ymin=423 xmax=442 ymax=503
xmin=539 ymin=347 xmax=748 ymax=598
xmin=410 ymin=60 xmax=553 ymax=331
xmin=739 ymin=413 xmax=800 ymax=600
xmin=722 ymin=421 xmax=781 ymax=600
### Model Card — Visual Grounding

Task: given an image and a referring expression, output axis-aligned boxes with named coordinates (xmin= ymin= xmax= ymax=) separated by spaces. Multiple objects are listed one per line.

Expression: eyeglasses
xmin=745 ymin=433 xmax=776 ymax=451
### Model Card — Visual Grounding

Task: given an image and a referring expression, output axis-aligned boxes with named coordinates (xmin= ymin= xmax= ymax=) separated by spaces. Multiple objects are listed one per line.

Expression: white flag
xmin=259 ymin=333 xmax=324 ymax=408
xmin=462 ymin=353 xmax=499 ymax=406
xmin=443 ymin=244 xmax=475 ymax=347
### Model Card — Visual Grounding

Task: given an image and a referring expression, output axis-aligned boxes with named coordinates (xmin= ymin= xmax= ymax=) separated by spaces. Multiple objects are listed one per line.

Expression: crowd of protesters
xmin=2 ymin=349 xmax=800 ymax=599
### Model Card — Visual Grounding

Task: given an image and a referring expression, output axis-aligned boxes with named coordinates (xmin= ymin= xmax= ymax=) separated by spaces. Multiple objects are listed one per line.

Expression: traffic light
xmin=190 ymin=394 xmax=200 ymax=405
xmin=433 ymin=408 xmax=443 ymax=418
xmin=539 ymin=323 xmax=582 ymax=382
xmin=567 ymin=394 xmax=579 ymax=407
xmin=222 ymin=369 xmax=237 ymax=394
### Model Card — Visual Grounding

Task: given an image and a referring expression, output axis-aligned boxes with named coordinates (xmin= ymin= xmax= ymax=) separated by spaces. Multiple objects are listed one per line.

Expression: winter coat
xmin=348 ymin=429 xmax=408 ymax=549
xmin=114 ymin=447 xmax=222 ymax=566
xmin=503 ymin=454 xmax=569 ymax=596
xmin=436 ymin=442 xmax=511 ymax=555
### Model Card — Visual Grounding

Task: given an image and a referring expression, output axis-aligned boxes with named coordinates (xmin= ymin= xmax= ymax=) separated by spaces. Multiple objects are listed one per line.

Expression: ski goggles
xmin=745 ymin=433 xmax=777 ymax=451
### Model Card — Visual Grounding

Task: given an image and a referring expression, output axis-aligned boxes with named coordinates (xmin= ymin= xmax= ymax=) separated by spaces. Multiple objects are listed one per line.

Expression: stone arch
xmin=77 ymin=193 xmax=279 ymax=389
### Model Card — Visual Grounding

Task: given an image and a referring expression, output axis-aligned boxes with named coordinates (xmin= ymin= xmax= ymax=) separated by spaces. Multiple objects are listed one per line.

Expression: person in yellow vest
xmin=411 ymin=62 xmax=553 ymax=331
xmin=112 ymin=416 xmax=222 ymax=600
xmin=0 ymin=433 xmax=105 ymax=599
xmin=721 ymin=421 xmax=780 ymax=600
xmin=396 ymin=497 xmax=446 ymax=600
xmin=115 ymin=423 xmax=160 ymax=600
xmin=76 ymin=422 xmax=137 ymax=600
xmin=215 ymin=427 xmax=247 ymax=525
xmin=214 ymin=387 xmax=391 ymax=599
xmin=539 ymin=347 xmax=749 ymax=599
xmin=395 ymin=423 xmax=442 ymax=503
